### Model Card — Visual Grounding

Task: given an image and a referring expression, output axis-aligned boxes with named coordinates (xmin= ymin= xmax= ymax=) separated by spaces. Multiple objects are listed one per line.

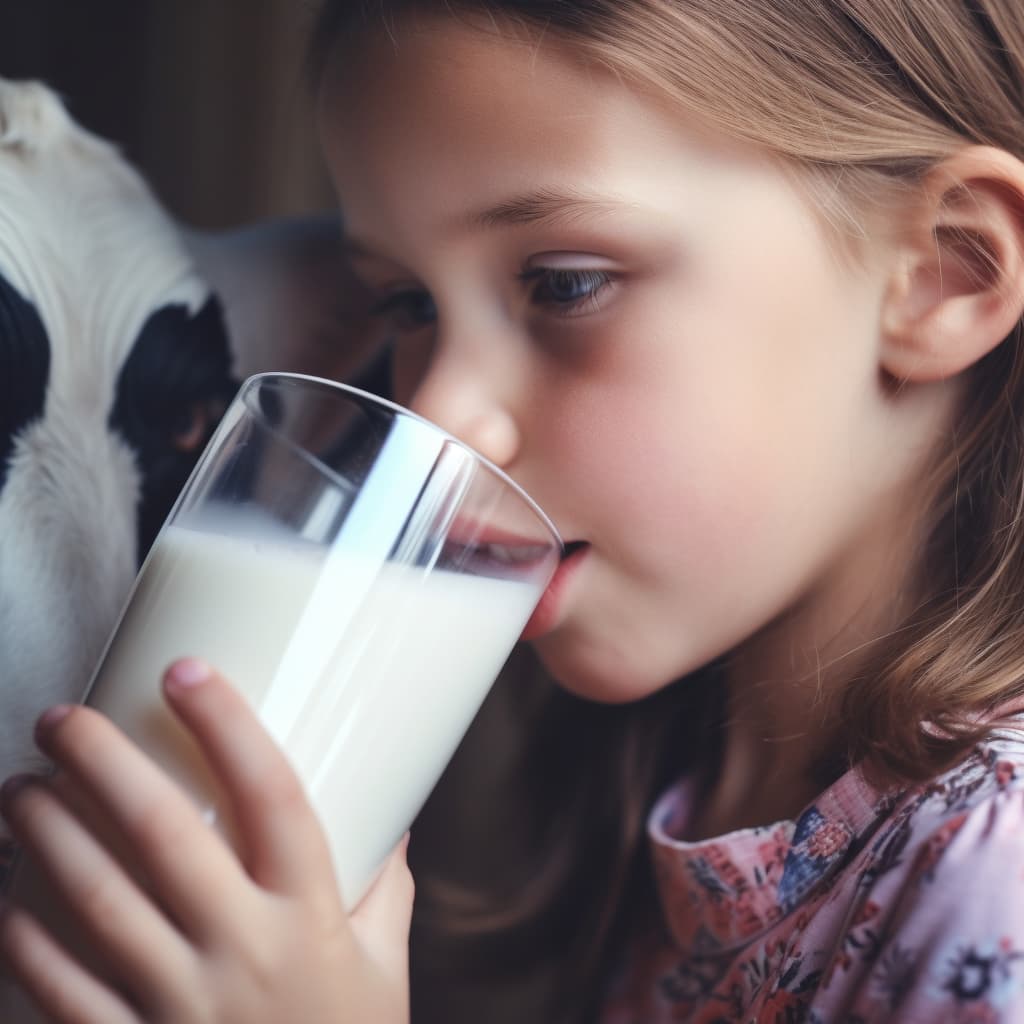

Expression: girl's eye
xmin=368 ymin=289 xmax=437 ymax=332
xmin=520 ymin=267 xmax=612 ymax=315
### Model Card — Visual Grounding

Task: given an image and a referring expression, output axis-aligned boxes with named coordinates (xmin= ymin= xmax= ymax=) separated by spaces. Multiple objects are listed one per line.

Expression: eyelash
xmin=517 ymin=267 xmax=613 ymax=316
xmin=368 ymin=290 xmax=437 ymax=331
xmin=368 ymin=266 xmax=613 ymax=330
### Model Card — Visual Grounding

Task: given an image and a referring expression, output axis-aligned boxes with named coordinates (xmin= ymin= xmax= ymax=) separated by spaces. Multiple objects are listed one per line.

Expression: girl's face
xmin=318 ymin=17 xmax=927 ymax=703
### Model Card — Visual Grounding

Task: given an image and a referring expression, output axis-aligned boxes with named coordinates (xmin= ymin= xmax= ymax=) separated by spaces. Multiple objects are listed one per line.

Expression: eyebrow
xmin=341 ymin=186 xmax=634 ymax=262
xmin=464 ymin=186 xmax=632 ymax=230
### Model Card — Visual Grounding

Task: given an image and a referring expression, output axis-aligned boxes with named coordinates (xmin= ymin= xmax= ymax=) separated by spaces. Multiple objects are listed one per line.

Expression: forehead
xmin=317 ymin=18 xmax=875 ymax=276
xmin=320 ymin=20 xmax=613 ymax=167
xmin=316 ymin=16 xmax=730 ymax=240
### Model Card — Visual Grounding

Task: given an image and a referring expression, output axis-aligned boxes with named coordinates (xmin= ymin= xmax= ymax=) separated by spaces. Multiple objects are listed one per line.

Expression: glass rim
xmin=240 ymin=371 xmax=563 ymax=550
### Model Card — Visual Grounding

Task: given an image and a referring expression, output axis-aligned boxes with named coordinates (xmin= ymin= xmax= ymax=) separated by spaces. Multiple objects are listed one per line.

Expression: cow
xmin=0 ymin=76 xmax=382 ymax=786
xmin=0 ymin=76 xmax=239 ymax=785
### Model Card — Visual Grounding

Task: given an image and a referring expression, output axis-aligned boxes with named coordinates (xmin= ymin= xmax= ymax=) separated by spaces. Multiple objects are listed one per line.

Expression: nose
xmin=406 ymin=347 xmax=522 ymax=469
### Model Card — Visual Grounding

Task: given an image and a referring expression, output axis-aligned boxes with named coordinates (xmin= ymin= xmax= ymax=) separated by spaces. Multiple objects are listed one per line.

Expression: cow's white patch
xmin=0 ymin=79 xmax=223 ymax=780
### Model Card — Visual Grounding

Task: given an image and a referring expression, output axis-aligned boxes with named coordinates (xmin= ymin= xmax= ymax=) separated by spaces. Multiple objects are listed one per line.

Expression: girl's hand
xmin=0 ymin=658 xmax=413 ymax=1024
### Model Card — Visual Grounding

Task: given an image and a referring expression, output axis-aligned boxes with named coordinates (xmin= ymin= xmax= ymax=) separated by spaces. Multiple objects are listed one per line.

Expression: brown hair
xmin=310 ymin=2 xmax=1024 ymax=1019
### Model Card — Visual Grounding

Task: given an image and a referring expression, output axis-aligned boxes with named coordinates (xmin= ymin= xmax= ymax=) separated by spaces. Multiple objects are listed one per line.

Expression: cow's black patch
xmin=109 ymin=295 xmax=238 ymax=561
xmin=0 ymin=272 xmax=51 ymax=493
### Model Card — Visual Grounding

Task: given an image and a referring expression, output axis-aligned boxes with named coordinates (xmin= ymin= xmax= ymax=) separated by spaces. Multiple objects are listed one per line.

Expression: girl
xmin=5 ymin=0 xmax=1024 ymax=1020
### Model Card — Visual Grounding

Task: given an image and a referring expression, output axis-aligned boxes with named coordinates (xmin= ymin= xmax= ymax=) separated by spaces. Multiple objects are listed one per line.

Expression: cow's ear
xmin=0 ymin=78 xmax=71 ymax=151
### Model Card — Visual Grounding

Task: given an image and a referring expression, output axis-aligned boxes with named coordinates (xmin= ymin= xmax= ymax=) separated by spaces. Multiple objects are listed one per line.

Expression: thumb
xmin=348 ymin=834 xmax=415 ymax=987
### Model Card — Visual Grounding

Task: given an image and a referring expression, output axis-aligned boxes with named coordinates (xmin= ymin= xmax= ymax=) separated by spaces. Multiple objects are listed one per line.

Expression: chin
xmin=531 ymin=620 xmax=727 ymax=704
xmin=532 ymin=636 xmax=675 ymax=705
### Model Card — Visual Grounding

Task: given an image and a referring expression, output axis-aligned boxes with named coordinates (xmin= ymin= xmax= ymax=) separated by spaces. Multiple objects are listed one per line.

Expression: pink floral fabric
xmin=602 ymin=726 xmax=1024 ymax=1022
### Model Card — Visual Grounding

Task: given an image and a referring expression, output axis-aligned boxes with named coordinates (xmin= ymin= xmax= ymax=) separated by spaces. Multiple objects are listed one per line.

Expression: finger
xmin=0 ymin=902 xmax=140 ymax=1024
xmin=348 ymin=835 xmax=414 ymax=988
xmin=31 ymin=703 xmax=251 ymax=941
xmin=0 ymin=776 xmax=194 ymax=1005
xmin=162 ymin=659 xmax=336 ymax=898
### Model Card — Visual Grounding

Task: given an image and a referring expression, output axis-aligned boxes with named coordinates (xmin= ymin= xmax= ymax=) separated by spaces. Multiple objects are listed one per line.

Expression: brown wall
xmin=0 ymin=0 xmax=334 ymax=228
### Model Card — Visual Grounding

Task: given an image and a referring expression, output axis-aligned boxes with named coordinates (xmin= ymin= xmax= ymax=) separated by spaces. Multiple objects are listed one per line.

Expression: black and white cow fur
xmin=0 ymin=78 xmax=237 ymax=780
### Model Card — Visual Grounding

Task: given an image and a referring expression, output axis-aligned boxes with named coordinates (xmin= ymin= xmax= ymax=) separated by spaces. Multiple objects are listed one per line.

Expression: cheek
xmin=540 ymin=369 xmax=761 ymax=563
xmin=535 ymin=301 xmax=867 ymax=583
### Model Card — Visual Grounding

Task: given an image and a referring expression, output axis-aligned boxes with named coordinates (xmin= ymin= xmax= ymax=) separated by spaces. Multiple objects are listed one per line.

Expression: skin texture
xmin=5 ymin=13 xmax=1024 ymax=1022
xmin=317 ymin=18 xmax=961 ymax=817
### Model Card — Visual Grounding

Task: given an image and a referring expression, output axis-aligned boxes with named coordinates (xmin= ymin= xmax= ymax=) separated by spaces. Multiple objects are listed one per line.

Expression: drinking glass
xmin=89 ymin=372 xmax=562 ymax=905
xmin=0 ymin=372 xmax=563 ymax=1020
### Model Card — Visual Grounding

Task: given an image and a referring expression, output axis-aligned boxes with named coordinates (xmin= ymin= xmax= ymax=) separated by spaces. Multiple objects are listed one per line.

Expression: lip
xmin=443 ymin=517 xmax=561 ymax=571
xmin=521 ymin=541 xmax=589 ymax=641
xmin=447 ymin=515 xmax=559 ymax=547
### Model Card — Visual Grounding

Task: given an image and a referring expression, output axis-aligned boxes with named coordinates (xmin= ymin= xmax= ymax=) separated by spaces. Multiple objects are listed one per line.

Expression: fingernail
xmin=35 ymin=704 xmax=71 ymax=737
xmin=166 ymin=657 xmax=211 ymax=690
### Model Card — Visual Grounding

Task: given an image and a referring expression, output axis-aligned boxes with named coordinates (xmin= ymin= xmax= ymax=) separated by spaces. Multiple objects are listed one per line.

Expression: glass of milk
xmin=86 ymin=373 xmax=562 ymax=908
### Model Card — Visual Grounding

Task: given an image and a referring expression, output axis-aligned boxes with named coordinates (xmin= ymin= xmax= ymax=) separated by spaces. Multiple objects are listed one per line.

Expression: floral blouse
xmin=601 ymin=726 xmax=1024 ymax=1022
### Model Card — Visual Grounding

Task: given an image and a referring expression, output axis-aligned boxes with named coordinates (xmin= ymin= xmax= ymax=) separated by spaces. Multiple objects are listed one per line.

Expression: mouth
xmin=438 ymin=520 xmax=562 ymax=574
xmin=444 ymin=538 xmax=555 ymax=571
xmin=561 ymin=539 xmax=588 ymax=560
xmin=520 ymin=539 xmax=589 ymax=640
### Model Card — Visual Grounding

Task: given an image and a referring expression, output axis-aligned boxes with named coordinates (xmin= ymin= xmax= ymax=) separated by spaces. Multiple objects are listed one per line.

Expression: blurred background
xmin=0 ymin=0 xmax=335 ymax=228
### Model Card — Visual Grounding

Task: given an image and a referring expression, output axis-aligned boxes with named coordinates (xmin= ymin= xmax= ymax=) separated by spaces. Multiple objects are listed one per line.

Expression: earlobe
xmin=881 ymin=146 xmax=1024 ymax=383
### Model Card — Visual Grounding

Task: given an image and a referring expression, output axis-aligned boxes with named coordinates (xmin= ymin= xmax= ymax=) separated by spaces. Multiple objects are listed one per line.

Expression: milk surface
xmin=85 ymin=521 xmax=540 ymax=908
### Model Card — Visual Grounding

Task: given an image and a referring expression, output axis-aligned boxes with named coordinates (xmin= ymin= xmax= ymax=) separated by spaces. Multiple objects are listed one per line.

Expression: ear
xmin=881 ymin=146 xmax=1024 ymax=382
xmin=0 ymin=77 xmax=71 ymax=151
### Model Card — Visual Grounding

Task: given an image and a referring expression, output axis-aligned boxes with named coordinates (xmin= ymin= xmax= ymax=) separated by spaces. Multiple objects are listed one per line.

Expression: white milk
xmin=86 ymin=521 xmax=540 ymax=908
